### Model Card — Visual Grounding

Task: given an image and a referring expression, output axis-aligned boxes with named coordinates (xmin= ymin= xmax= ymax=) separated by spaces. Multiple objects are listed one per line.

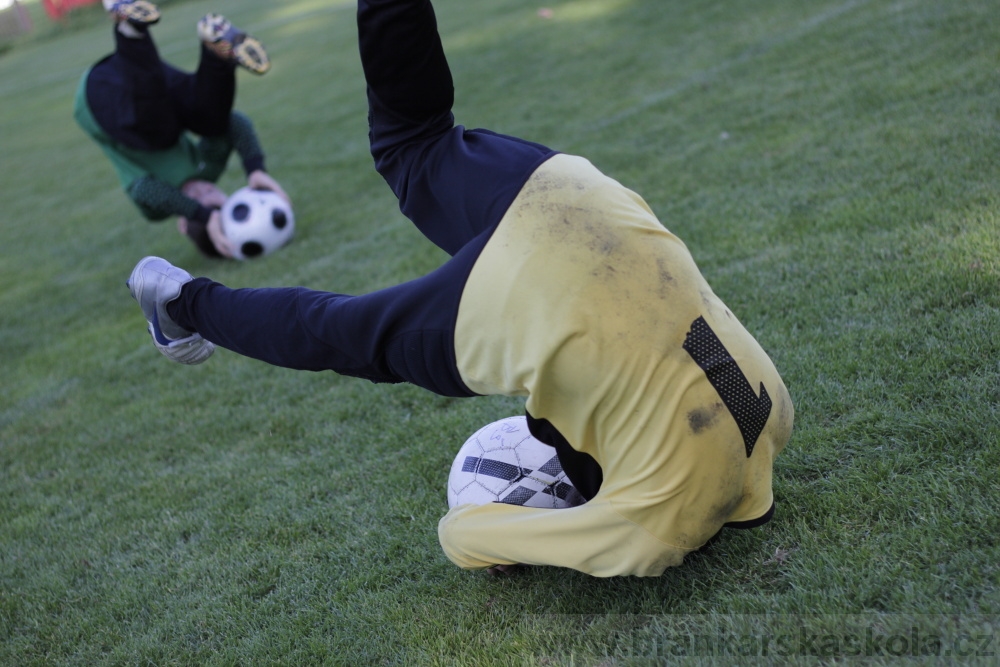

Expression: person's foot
xmin=105 ymin=0 xmax=160 ymax=26
xmin=127 ymin=256 xmax=215 ymax=365
xmin=197 ymin=13 xmax=270 ymax=75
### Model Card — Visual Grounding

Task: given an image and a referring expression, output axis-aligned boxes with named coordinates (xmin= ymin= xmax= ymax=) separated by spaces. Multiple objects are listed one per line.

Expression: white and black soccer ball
xmin=447 ymin=416 xmax=586 ymax=509
xmin=220 ymin=186 xmax=295 ymax=260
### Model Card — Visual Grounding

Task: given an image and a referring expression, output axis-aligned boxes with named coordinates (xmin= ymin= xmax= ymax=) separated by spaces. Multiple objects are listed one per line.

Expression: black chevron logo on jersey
xmin=683 ymin=316 xmax=772 ymax=457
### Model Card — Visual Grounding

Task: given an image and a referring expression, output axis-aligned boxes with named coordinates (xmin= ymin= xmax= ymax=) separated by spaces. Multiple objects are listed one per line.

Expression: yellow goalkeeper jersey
xmin=439 ymin=154 xmax=794 ymax=577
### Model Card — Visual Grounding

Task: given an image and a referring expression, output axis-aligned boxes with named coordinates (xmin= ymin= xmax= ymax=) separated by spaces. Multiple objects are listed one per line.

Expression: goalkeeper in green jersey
xmin=74 ymin=0 xmax=289 ymax=258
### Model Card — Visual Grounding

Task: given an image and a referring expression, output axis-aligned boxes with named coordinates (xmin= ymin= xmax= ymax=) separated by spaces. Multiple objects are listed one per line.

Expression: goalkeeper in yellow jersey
xmin=125 ymin=0 xmax=794 ymax=577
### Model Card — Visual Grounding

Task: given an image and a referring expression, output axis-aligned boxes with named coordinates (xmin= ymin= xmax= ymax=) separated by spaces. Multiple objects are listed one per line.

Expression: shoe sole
xmin=233 ymin=37 xmax=270 ymax=75
xmin=197 ymin=13 xmax=229 ymax=43
xmin=118 ymin=1 xmax=160 ymax=25
xmin=127 ymin=254 xmax=189 ymax=339
xmin=126 ymin=255 xmax=161 ymax=322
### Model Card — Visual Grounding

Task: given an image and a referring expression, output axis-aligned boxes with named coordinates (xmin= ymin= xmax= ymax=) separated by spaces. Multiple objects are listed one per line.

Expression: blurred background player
xmin=125 ymin=0 xmax=794 ymax=577
xmin=74 ymin=0 xmax=289 ymax=258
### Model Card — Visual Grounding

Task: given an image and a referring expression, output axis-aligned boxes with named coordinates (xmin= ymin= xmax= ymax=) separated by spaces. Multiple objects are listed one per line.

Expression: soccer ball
xmin=447 ymin=416 xmax=586 ymax=509
xmin=220 ymin=186 xmax=295 ymax=260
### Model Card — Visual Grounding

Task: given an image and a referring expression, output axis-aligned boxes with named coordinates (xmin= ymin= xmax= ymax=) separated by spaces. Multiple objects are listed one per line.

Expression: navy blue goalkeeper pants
xmin=168 ymin=0 xmax=555 ymax=396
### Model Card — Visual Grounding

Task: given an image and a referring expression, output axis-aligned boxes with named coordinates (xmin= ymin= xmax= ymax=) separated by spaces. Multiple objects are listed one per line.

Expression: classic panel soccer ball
xmin=220 ymin=186 xmax=295 ymax=260
xmin=447 ymin=416 xmax=586 ymax=509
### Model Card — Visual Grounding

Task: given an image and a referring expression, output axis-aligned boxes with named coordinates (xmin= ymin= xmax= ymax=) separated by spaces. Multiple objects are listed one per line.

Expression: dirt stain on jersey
xmin=688 ymin=401 xmax=725 ymax=434
xmin=708 ymin=491 xmax=746 ymax=528
xmin=656 ymin=257 xmax=675 ymax=300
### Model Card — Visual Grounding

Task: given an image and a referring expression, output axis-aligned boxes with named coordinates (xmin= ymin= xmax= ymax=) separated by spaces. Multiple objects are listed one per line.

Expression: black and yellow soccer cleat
xmin=197 ymin=13 xmax=271 ymax=75
xmin=107 ymin=0 xmax=160 ymax=26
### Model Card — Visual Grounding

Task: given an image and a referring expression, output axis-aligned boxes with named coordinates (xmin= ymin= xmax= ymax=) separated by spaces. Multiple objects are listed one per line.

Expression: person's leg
xmin=87 ymin=23 xmax=182 ymax=151
xmin=158 ymin=230 xmax=490 ymax=396
xmin=164 ymin=50 xmax=236 ymax=138
xmin=164 ymin=14 xmax=270 ymax=139
xmin=359 ymin=0 xmax=556 ymax=256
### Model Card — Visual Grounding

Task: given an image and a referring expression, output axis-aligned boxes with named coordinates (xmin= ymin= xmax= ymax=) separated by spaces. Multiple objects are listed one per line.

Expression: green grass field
xmin=2 ymin=0 xmax=999 ymax=664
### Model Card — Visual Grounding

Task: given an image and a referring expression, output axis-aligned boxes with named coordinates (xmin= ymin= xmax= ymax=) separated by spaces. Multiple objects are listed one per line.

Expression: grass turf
xmin=1 ymin=0 xmax=998 ymax=663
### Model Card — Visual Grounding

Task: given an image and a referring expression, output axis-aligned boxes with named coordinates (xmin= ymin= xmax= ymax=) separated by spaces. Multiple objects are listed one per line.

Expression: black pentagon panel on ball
xmin=272 ymin=209 xmax=288 ymax=229
xmin=231 ymin=203 xmax=251 ymax=223
xmin=241 ymin=241 xmax=264 ymax=258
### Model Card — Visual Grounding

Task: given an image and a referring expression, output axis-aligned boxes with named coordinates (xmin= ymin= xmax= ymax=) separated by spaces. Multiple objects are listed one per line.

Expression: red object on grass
xmin=42 ymin=0 xmax=101 ymax=21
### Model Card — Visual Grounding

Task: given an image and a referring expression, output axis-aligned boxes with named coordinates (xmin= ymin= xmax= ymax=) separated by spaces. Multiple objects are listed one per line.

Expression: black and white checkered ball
xmin=447 ymin=416 xmax=585 ymax=509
